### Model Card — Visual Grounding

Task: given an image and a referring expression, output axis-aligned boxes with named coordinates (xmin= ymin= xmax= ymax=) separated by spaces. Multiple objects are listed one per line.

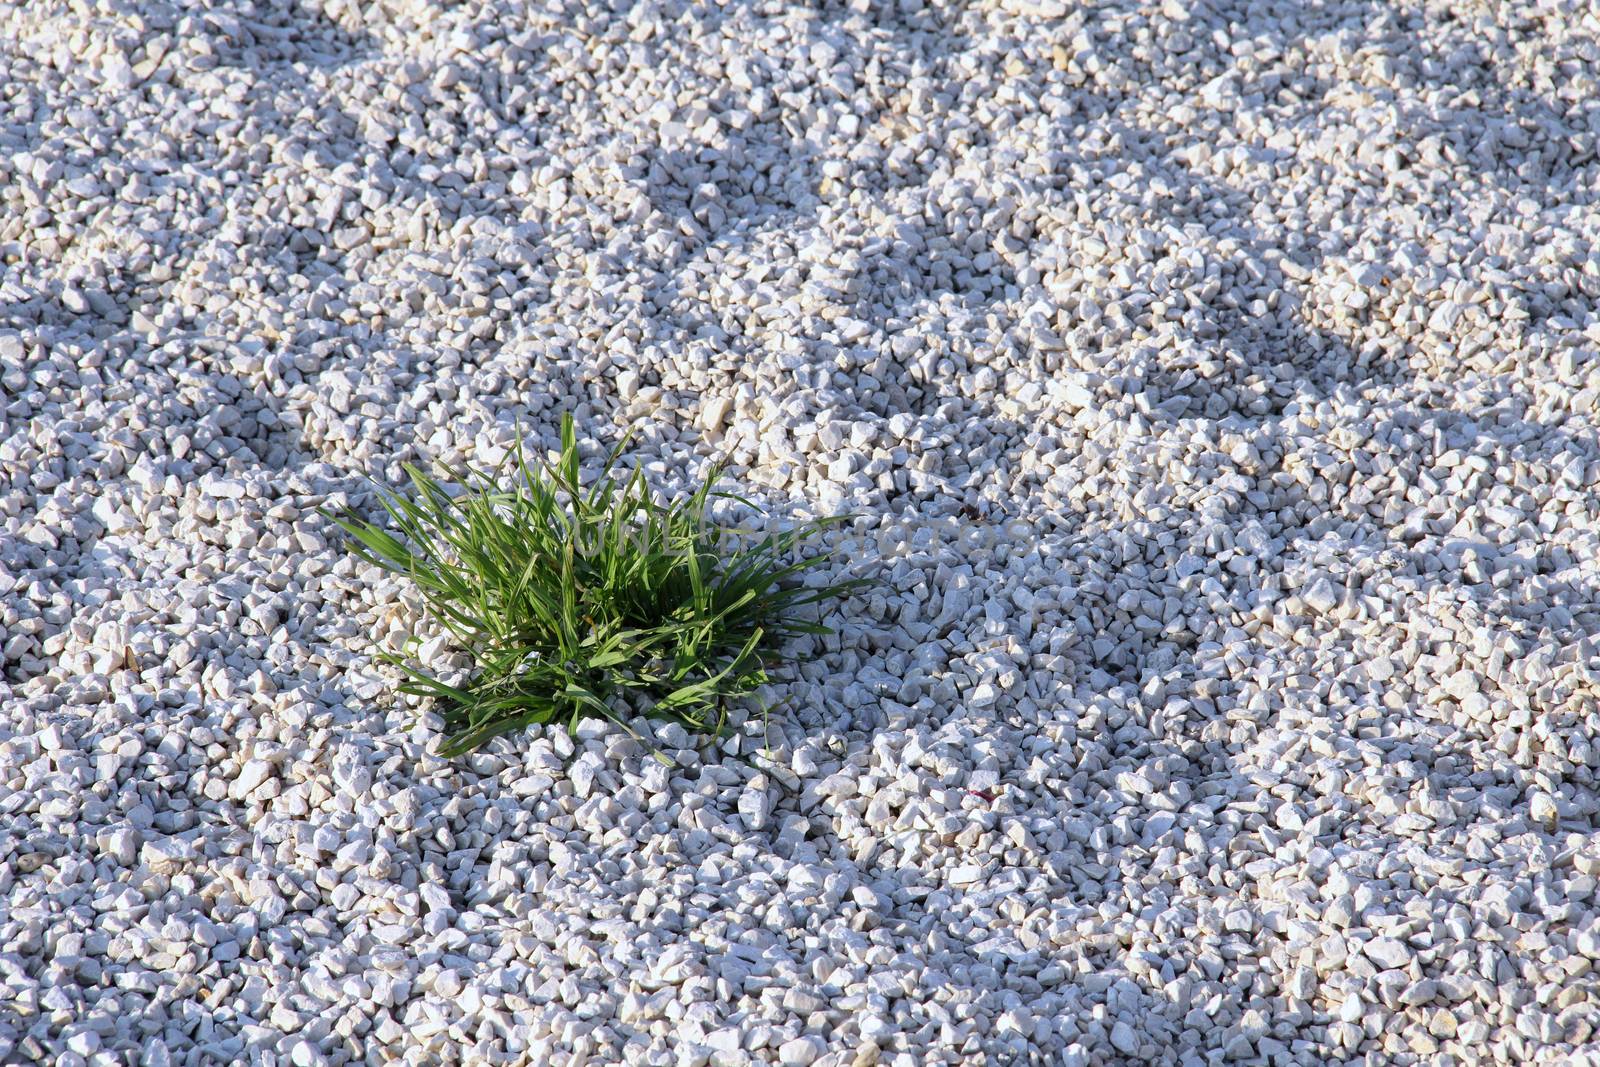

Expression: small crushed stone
xmin=2 ymin=0 xmax=1599 ymax=1065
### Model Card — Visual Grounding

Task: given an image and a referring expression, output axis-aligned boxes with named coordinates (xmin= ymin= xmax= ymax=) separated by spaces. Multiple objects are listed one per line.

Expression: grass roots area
xmin=328 ymin=416 xmax=863 ymax=757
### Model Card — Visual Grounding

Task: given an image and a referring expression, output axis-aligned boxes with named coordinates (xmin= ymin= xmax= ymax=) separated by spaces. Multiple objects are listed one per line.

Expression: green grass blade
xmin=325 ymin=419 xmax=866 ymax=757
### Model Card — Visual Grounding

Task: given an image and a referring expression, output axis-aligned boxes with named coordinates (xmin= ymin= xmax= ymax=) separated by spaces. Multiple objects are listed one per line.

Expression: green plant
xmin=326 ymin=415 xmax=864 ymax=757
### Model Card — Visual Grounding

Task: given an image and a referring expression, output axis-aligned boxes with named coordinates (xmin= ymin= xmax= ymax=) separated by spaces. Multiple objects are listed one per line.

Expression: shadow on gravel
xmin=635 ymin=8 xmax=834 ymax=260
xmin=193 ymin=0 xmax=374 ymax=72
xmin=630 ymin=0 xmax=1016 ymax=428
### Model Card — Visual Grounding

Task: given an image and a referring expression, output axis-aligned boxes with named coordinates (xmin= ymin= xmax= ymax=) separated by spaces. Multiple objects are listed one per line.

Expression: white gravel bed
xmin=3 ymin=0 xmax=1600 ymax=1064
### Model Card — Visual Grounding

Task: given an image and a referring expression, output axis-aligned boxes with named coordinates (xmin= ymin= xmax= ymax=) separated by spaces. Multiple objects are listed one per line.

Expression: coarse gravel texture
xmin=3 ymin=0 xmax=1600 ymax=1065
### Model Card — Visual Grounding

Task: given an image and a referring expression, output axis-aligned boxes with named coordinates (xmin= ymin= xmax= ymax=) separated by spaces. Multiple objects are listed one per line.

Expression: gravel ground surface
xmin=4 ymin=0 xmax=1600 ymax=1064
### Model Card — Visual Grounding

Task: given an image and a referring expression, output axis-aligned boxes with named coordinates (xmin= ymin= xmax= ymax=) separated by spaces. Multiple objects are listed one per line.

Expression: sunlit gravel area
xmin=3 ymin=0 xmax=1600 ymax=1064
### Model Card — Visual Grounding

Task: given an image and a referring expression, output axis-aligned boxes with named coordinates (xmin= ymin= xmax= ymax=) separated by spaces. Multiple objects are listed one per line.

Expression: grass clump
xmin=328 ymin=415 xmax=863 ymax=757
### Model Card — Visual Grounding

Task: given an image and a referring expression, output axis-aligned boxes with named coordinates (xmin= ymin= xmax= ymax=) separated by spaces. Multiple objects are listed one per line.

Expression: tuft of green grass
xmin=326 ymin=415 xmax=865 ymax=758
